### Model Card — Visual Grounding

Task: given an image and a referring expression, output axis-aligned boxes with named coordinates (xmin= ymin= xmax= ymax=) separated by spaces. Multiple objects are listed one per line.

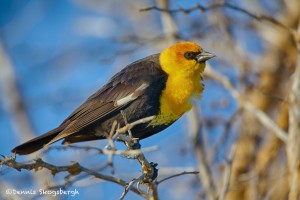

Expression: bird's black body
xmin=11 ymin=41 xmax=216 ymax=155
xmin=12 ymin=54 xmax=168 ymax=155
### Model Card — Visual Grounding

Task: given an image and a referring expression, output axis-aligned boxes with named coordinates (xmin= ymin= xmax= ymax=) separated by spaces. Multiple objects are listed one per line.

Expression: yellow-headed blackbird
xmin=12 ymin=42 xmax=215 ymax=155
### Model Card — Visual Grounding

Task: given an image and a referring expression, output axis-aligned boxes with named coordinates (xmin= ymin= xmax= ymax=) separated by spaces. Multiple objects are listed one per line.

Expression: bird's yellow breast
xmin=150 ymin=68 xmax=204 ymax=126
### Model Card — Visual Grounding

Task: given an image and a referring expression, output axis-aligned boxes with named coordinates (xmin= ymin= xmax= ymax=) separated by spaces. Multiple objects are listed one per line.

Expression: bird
xmin=11 ymin=41 xmax=215 ymax=155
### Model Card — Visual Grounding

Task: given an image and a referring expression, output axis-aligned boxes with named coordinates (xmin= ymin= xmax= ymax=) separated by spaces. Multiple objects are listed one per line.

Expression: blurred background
xmin=0 ymin=0 xmax=299 ymax=200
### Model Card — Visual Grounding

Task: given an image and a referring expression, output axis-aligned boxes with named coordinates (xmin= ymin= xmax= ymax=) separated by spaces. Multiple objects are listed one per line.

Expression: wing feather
xmin=46 ymin=57 xmax=166 ymax=145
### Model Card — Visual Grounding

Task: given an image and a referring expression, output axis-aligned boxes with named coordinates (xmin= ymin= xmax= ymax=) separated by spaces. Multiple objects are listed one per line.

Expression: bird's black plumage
xmin=12 ymin=54 xmax=168 ymax=155
xmin=11 ymin=41 xmax=216 ymax=155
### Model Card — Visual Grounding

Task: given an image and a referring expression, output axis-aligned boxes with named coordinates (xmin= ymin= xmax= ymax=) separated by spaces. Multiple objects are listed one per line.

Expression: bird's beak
xmin=196 ymin=50 xmax=215 ymax=63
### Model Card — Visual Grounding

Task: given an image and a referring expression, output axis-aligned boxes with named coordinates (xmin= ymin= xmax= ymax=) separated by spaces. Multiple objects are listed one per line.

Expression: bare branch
xmin=155 ymin=0 xmax=179 ymax=44
xmin=1 ymin=115 xmax=159 ymax=199
xmin=157 ymin=171 xmax=199 ymax=185
xmin=116 ymin=116 xmax=155 ymax=135
xmin=140 ymin=2 xmax=299 ymax=42
xmin=0 ymin=42 xmax=35 ymax=142
xmin=0 ymin=156 xmax=149 ymax=199
xmin=286 ymin=25 xmax=300 ymax=199
xmin=219 ymin=143 xmax=237 ymax=200
xmin=118 ymin=112 xmax=159 ymax=200
xmin=41 ymin=144 xmax=158 ymax=158
xmin=120 ymin=174 xmax=146 ymax=200
xmin=212 ymin=109 xmax=241 ymax=158
xmin=189 ymin=106 xmax=217 ymax=200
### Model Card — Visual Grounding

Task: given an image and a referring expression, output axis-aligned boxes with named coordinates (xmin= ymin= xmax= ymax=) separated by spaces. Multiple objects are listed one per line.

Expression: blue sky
xmin=0 ymin=0 xmax=241 ymax=199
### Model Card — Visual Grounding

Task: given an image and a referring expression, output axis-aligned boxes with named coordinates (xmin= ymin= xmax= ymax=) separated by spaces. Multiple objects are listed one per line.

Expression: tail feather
xmin=11 ymin=127 xmax=63 ymax=155
xmin=62 ymin=135 xmax=105 ymax=144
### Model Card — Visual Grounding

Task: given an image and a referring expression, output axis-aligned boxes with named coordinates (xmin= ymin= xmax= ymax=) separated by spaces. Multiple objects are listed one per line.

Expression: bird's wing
xmin=46 ymin=58 xmax=166 ymax=145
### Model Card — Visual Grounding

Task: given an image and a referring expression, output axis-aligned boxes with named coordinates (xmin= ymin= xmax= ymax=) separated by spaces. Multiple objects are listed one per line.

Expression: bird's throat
xmin=150 ymin=73 xmax=203 ymax=126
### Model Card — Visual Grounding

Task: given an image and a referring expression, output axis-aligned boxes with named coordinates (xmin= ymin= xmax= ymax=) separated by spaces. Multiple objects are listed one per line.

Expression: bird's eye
xmin=184 ymin=52 xmax=195 ymax=60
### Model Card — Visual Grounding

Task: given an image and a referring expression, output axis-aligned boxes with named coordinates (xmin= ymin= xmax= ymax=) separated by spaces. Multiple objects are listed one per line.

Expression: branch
xmin=0 ymin=156 xmax=150 ymax=199
xmin=189 ymin=106 xmax=217 ymax=200
xmin=286 ymin=26 xmax=300 ymax=199
xmin=0 ymin=40 xmax=56 ymax=187
xmin=1 ymin=116 xmax=159 ymax=199
xmin=116 ymin=116 xmax=155 ymax=135
xmin=155 ymin=0 xmax=179 ymax=44
xmin=119 ymin=173 xmax=146 ymax=200
xmin=212 ymin=109 xmax=241 ymax=160
xmin=40 ymin=144 xmax=158 ymax=161
xmin=140 ymin=2 xmax=299 ymax=43
xmin=119 ymin=112 xmax=159 ymax=200
xmin=0 ymin=42 xmax=35 ymax=143
xmin=219 ymin=143 xmax=237 ymax=200
xmin=157 ymin=171 xmax=199 ymax=185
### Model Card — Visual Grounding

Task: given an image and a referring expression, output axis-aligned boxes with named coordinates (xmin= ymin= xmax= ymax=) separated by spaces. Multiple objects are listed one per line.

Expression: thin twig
xmin=212 ymin=108 xmax=241 ymax=160
xmin=119 ymin=174 xmax=146 ymax=200
xmin=189 ymin=106 xmax=217 ymax=200
xmin=40 ymin=144 xmax=158 ymax=158
xmin=107 ymin=120 xmax=118 ymax=149
xmin=155 ymin=0 xmax=179 ymax=45
xmin=157 ymin=171 xmax=199 ymax=184
xmin=120 ymin=110 xmax=134 ymax=138
xmin=0 ymin=40 xmax=55 ymax=188
xmin=40 ymin=144 xmax=104 ymax=155
xmin=140 ymin=2 xmax=299 ymax=42
xmin=116 ymin=116 xmax=155 ymax=135
xmin=219 ymin=143 xmax=237 ymax=200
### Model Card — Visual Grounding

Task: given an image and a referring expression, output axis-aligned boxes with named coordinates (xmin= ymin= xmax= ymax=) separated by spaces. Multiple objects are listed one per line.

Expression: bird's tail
xmin=11 ymin=127 xmax=63 ymax=155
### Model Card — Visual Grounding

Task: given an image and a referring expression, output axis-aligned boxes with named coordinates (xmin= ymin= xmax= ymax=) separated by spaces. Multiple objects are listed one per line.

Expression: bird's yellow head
xmin=160 ymin=41 xmax=215 ymax=75
xmin=151 ymin=42 xmax=215 ymax=126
